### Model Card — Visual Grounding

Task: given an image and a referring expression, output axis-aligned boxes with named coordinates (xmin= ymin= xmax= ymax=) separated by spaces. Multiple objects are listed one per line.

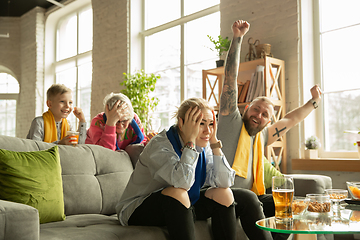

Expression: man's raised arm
xmin=220 ymin=20 xmax=250 ymax=116
xmin=266 ymin=85 xmax=322 ymax=146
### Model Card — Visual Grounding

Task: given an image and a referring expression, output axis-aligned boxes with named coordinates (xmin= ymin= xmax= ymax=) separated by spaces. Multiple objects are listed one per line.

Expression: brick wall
xmin=91 ymin=0 xmax=128 ymax=117
xmin=0 ymin=8 xmax=45 ymax=138
xmin=221 ymin=0 xmax=300 ymax=171
xmin=0 ymin=17 xmax=21 ymax=78
xmin=17 ymin=7 xmax=45 ymax=138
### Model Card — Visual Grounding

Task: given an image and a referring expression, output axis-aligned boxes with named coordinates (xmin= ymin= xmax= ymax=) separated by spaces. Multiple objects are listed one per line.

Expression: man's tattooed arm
xmin=219 ymin=36 xmax=242 ymax=116
xmin=272 ymin=127 xmax=287 ymax=138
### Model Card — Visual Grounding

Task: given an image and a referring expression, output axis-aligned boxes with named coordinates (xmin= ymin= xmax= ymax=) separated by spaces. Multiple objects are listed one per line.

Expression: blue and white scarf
xmin=166 ymin=125 xmax=206 ymax=205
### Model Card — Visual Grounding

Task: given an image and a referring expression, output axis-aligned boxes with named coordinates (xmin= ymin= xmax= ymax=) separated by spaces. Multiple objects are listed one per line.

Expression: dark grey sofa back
xmin=0 ymin=135 xmax=133 ymax=216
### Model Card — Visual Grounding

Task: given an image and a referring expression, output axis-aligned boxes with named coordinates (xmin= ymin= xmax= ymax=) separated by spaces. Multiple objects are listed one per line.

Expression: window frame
xmin=44 ymin=2 xmax=92 ymax=127
xmin=140 ymin=2 xmax=219 ymax=101
xmin=135 ymin=1 xmax=220 ymax=130
xmin=0 ymin=71 xmax=19 ymax=137
xmin=311 ymin=0 xmax=358 ymax=159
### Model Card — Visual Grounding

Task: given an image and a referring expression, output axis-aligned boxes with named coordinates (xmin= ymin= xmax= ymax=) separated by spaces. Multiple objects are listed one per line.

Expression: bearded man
xmin=218 ymin=20 xmax=322 ymax=240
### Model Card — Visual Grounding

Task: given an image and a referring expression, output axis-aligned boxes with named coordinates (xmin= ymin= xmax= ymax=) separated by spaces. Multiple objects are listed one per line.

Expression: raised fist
xmin=232 ymin=20 xmax=250 ymax=38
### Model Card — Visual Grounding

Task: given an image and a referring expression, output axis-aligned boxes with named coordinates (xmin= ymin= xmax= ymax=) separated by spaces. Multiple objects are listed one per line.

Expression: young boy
xmin=26 ymin=83 xmax=87 ymax=145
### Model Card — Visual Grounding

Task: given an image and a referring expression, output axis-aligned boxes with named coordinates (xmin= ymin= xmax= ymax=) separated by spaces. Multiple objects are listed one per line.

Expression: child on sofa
xmin=85 ymin=92 xmax=147 ymax=151
xmin=26 ymin=83 xmax=87 ymax=145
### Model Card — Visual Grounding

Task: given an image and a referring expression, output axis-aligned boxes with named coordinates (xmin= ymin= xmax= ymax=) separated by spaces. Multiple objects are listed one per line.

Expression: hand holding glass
xmin=272 ymin=176 xmax=294 ymax=222
xmin=66 ymin=131 xmax=79 ymax=145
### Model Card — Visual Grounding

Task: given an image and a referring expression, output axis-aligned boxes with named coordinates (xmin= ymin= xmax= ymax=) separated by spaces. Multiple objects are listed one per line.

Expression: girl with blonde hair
xmin=86 ymin=93 xmax=146 ymax=151
xmin=116 ymin=97 xmax=237 ymax=240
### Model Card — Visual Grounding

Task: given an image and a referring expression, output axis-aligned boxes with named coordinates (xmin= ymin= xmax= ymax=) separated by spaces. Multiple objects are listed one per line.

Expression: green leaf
xmin=121 ymin=69 xmax=160 ymax=133
xmin=207 ymin=35 xmax=231 ymax=58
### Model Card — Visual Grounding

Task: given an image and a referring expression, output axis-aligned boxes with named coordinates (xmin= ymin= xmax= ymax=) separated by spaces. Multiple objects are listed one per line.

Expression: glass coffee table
xmin=256 ymin=205 xmax=360 ymax=236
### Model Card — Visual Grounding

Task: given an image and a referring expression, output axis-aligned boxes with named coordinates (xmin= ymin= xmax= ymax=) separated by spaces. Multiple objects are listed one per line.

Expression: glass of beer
xmin=272 ymin=175 xmax=294 ymax=223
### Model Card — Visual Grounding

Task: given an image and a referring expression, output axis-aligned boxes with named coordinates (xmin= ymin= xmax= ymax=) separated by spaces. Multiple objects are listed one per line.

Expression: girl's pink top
xmin=85 ymin=112 xmax=146 ymax=151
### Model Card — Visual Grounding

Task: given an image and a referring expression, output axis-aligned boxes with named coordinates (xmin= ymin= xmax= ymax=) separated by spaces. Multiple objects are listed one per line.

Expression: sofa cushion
xmin=58 ymin=144 xmax=134 ymax=216
xmin=0 ymin=135 xmax=134 ymax=217
xmin=0 ymin=200 xmax=40 ymax=240
xmin=288 ymin=174 xmax=332 ymax=197
xmin=125 ymin=143 xmax=144 ymax=168
xmin=0 ymin=146 xmax=65 ymax=224
xmin=39 ymin=214 xmax=249 ymax=240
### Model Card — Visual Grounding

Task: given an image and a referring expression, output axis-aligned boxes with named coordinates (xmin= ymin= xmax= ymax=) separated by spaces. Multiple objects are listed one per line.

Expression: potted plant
xmin=304 ymin=136 xmax=321 ymax=159
xmin=121 ymin=70 xmax=160 ymax=133
xmin=207 ymin=35 xmax=231 ymax=67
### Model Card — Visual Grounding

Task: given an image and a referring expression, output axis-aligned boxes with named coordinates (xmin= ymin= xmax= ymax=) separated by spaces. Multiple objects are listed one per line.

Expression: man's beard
xmin=242 ymin=114 xmax=266 ymax=136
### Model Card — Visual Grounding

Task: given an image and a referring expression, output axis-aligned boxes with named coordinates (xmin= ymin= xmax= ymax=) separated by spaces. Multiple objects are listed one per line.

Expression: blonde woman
xmin=117 ymin=97 xmax=237 ymax=240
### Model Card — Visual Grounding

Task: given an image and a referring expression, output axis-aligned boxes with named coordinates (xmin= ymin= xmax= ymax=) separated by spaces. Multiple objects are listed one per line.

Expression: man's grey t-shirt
xmin=218 ymin=108 xmax=268 ymax=189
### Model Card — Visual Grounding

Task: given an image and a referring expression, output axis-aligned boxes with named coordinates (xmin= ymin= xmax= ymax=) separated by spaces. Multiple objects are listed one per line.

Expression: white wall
xmin=0 ymin=17 xmax=21 ymax=79
xmin=20 ymin=8 xmax=46 ymax=137
xmin=91 ymin=0 xmax=128 ymax=117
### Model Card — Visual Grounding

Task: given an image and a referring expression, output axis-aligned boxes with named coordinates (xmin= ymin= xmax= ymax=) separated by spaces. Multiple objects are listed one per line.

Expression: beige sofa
xmin=0 ymin=134 xmax=332 ymax=240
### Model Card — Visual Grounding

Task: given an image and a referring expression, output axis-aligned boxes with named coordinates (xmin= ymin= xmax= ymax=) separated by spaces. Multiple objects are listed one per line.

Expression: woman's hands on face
xmin=209 ymin=110 xmax=218 ymax=144
xmin=105 ymin=100 xmax=130 ymax=126
xmin=178 ymin=107 xmax=203 ymax=144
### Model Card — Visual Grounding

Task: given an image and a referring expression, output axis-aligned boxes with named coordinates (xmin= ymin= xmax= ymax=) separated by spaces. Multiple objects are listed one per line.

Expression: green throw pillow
xmin=264 ymin=157 xmax=283 ymax=189
xmin=0 ymin=146 xmax=66 ymax=224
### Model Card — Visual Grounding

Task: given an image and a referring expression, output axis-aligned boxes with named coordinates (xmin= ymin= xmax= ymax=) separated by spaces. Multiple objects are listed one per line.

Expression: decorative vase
xmin=216 ymin=60 xmax=224 ymax=68
xmin=357 ymin=141 xmax=360 ymax=159
xmin=304 ymin=149 xmax=318 ymax=159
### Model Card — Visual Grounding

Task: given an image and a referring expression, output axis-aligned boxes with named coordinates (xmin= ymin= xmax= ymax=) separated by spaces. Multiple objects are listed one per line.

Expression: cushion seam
xmin=88 ymin=145 xmax=104 ymax=214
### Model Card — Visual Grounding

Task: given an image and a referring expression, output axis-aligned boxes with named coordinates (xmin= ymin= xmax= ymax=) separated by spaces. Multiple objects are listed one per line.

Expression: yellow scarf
xmin=232 ymin=123 xmax=265 ymax=195
xmin=43 ymin=110 xmax=70 ymax=143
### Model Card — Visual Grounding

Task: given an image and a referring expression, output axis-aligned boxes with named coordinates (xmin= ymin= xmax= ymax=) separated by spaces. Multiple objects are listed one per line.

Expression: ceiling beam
xmin=46 ymin=0 xmax=65 ymax=8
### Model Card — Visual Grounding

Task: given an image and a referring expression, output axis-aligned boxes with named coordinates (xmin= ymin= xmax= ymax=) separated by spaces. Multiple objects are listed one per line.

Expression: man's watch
xmin=210 ymin=140 xmax=223 ymax=149
xmin=310 ymin=99 xmax=318 ymax=109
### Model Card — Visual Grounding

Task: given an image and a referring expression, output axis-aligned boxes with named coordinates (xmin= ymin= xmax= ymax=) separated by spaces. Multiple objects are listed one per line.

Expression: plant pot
xmin=304 ymin=149 xmax=318 ymax=159
xmin=216 ymin=60 xmax=224 ymax=68
xmin=357 ymin=141 xmax=360 ymax=159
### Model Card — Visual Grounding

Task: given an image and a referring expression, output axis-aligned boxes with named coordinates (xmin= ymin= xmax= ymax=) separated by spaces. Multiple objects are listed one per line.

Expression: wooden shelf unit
xmin=202 ymin=56 xmax=287 ymax=172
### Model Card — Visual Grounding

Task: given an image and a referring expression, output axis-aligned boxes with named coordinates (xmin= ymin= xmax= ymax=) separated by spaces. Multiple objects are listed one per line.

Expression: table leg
xmin=294 ymin=234 xmax=316 ymax=240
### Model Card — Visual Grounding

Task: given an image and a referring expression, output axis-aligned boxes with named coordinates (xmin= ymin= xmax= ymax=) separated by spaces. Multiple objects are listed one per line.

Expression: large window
xmin=142 ymin=0 xmax=220 ymax=131
xmin=55 ymin=6 xmax=92 ymax=127
xmin=0 ymin=73 xmax=19 ymax=137
xmin=317 ymin=0 xmax=360 ymax=157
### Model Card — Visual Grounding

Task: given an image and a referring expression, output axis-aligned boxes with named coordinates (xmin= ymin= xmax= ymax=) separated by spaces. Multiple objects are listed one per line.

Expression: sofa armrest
xmin=125 ymin=143 xmax=145 ymax=168
xmin=0 ymin=200 xmax=39 ymax=240
xmin=288 ymin=174 xmax=332 ymax=197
